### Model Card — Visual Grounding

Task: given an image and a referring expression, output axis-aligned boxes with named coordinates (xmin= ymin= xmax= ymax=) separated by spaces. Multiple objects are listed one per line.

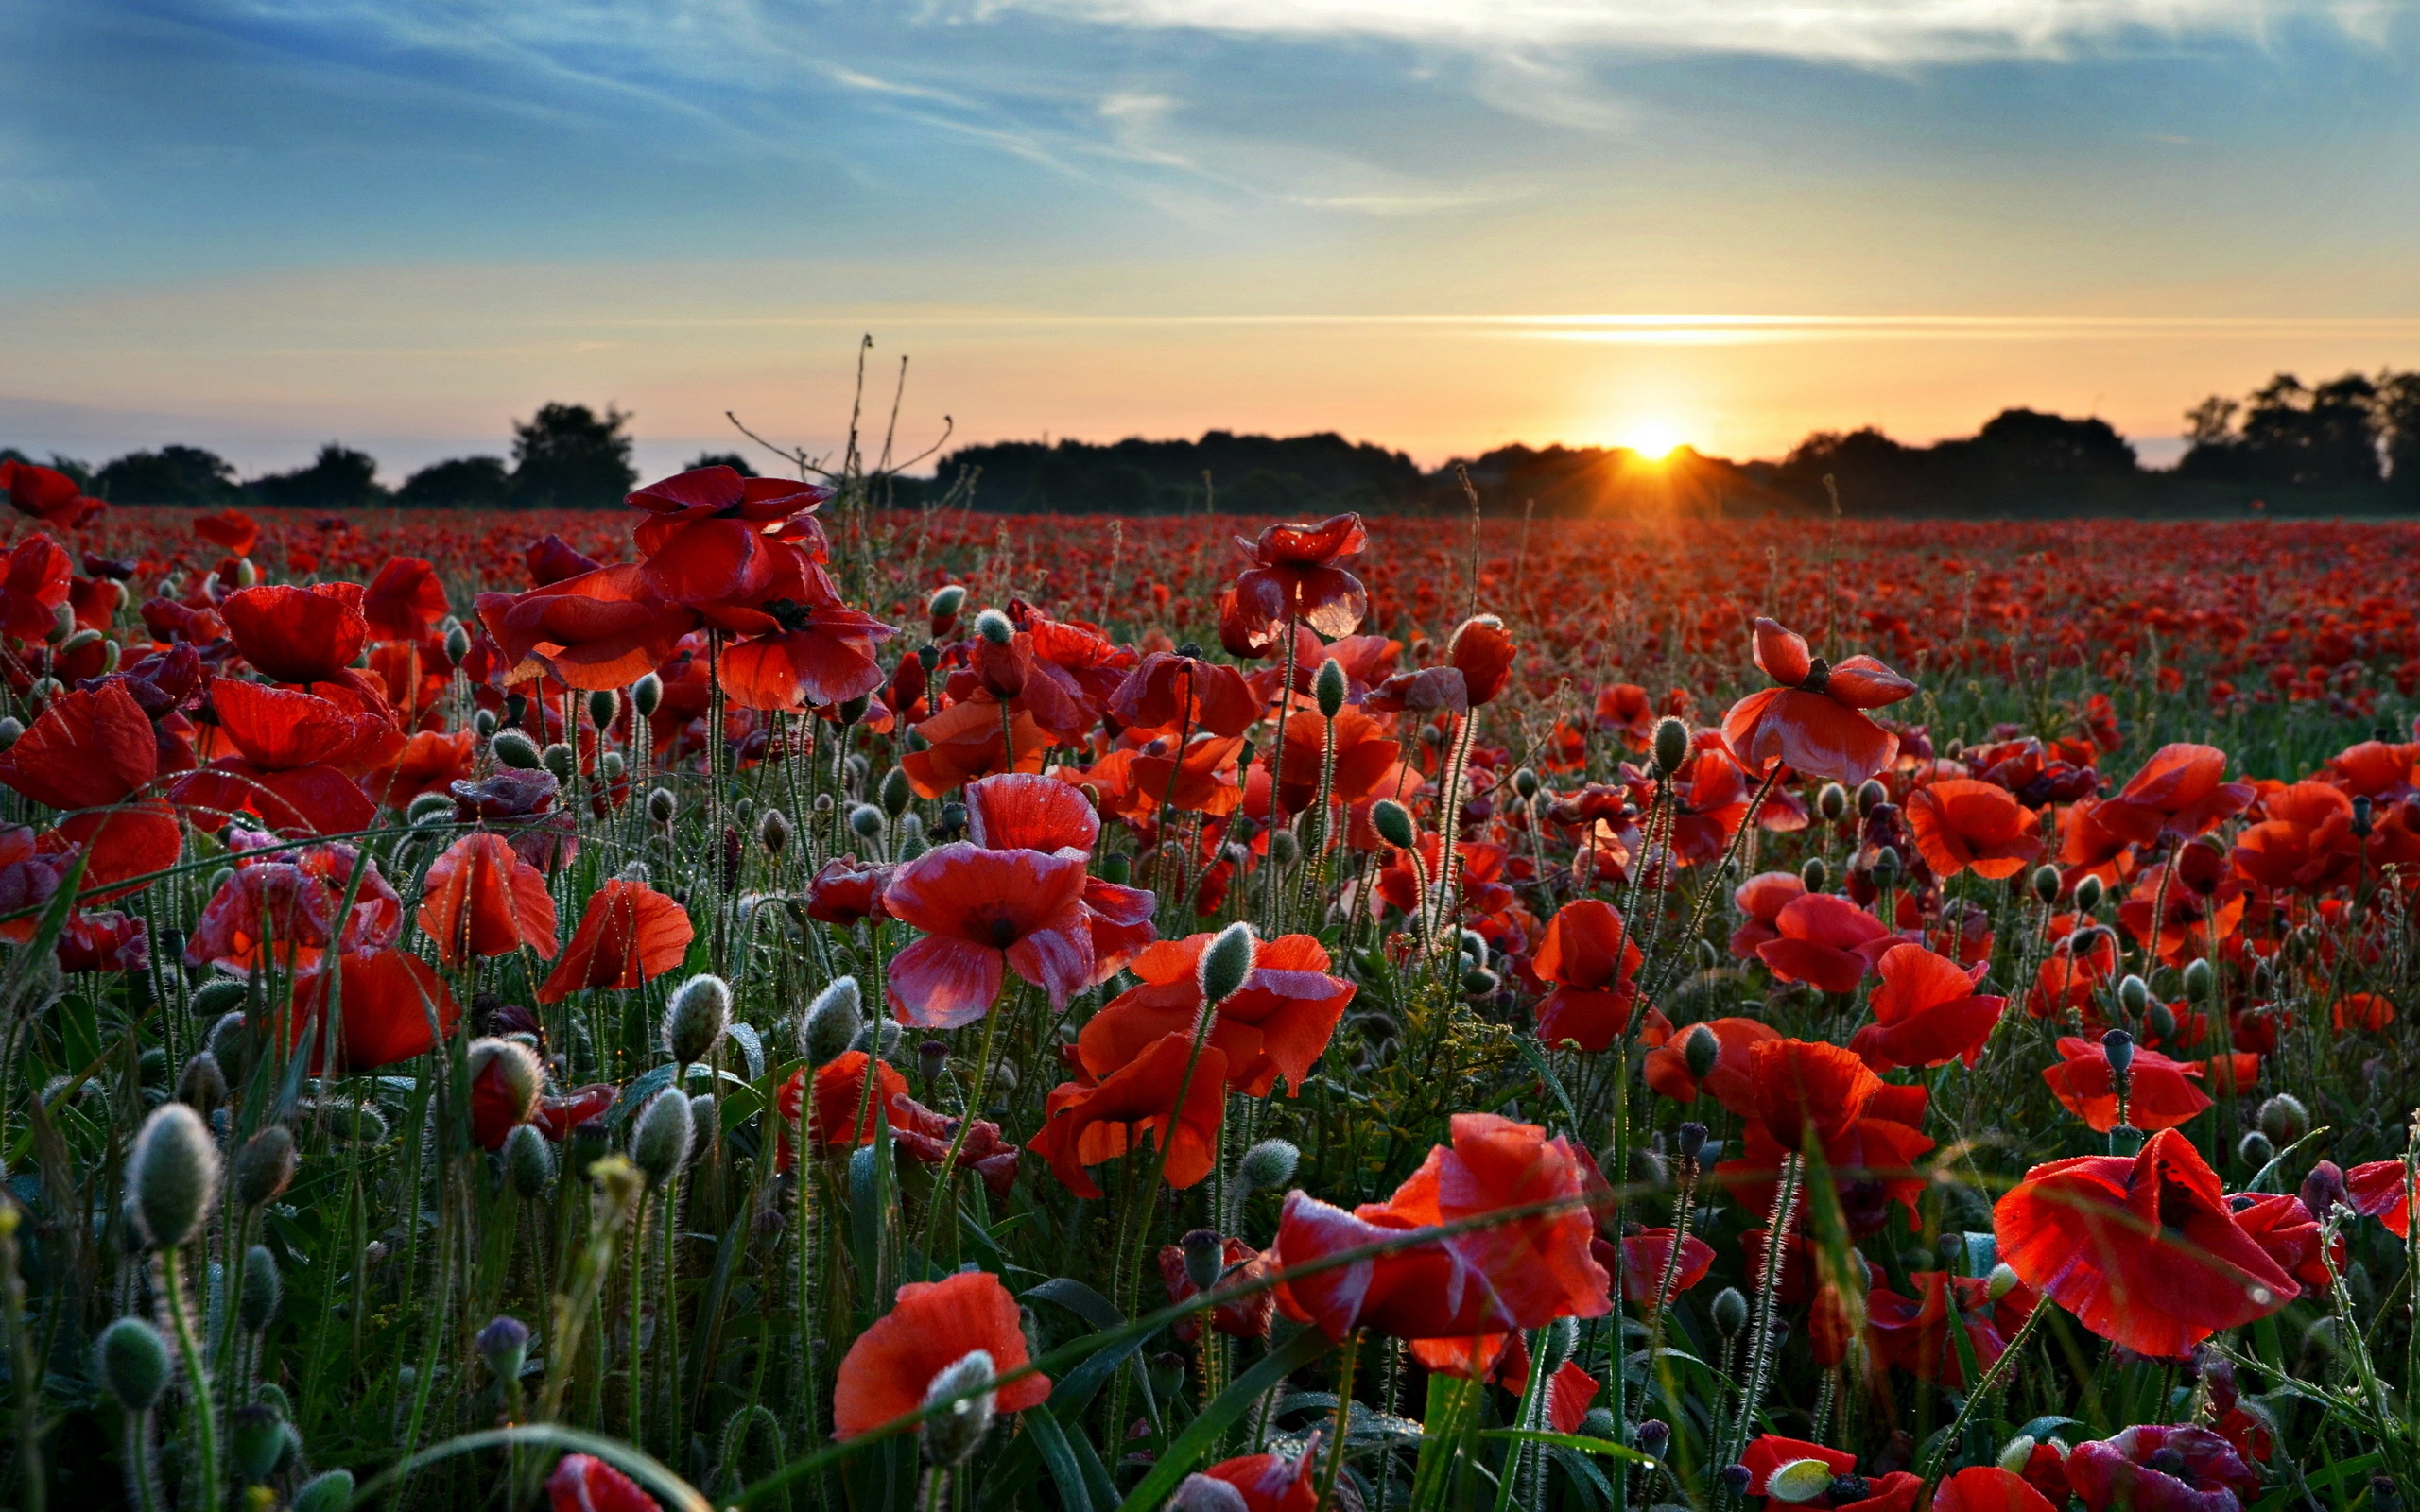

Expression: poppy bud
xmin=1720 ymin=1465 xmax=1754 ymax=1497
xmin=1986 ymin=1262 xmax=2021 ymax=1302
xmin=95 ymin=1316 xmax=171 ymax=1412
xmin=1996 ymin=1435 xmax=2039 ymax=1473
xmin=476 ymin=1315 xmax=531 ymax=1383
xmin=401 ymin=791 xmax=453 ymax=828
xmin=1677 ymin=1121 xmax=1708 ymax=1164
xmin=59 ymin=627 xmax=102 ymax=656
xmin=542 ymin=742 xmax=578 ymax=784
xmin=1683 ymin=1023 xmax=1720 ymax=1082
xmin=240 ymin=1244 xmax=281 ymax=1332
xmin=1236 ymin=739 xmax=1255 ymax=773
xmin=130 ymin=1102 xmax=219 ymax=1249
xmin=231 ymin=1402 xmax=285 ymax=1484
xmin=1816 ymin=782 xmax=1848 ymax=821
xmin=1371 ymin=799 xmax=1416 ymax=850
xmin=505 ymin=1122 xmax=555 ymax=1198
xmin=2100 ymin=1028 xmax=2135 ymax=1077
xmin=1870 ymin=845 xmax=1901 ymax=890
xmin=935 ymin=801 xmax=966 ymax=838
xmin=1180 ymin=1228 xmax=1226 ymax=1294
xmin=1710 ymin=1286 xmax=1749 ymax=1337
xmin=2145 ymin=1000 xmax=2176 ymax=1042
xmin=629 ymin=1089 xmax=695 ymax=1188
xmin=852 ymin=1019 xmax=905 ymax=1059
xmin=25 ymin=676 xmax=61 ymax=711
xmin=440 ymin=620 xmax=472 ymax=663
xmin=1314 ymin=657 xmax=1349 ymax=718
xmin=1100 ymin=851 xmax=1131 ymax=885
xmin=838 ymin=693 xmax=872 ymax=726
xmin=2118 ymin=973 xmax=2150 ymax=1018
xmin=1856 ymin=779 xmax=1886 ymax=816
xmin=176 ymin=1050 xmax=228 ymax=1114
xmin=2237 ymin=1130 xmax=2274 ymax=1171
xmin=878 ymin=765 xmax=912 ymax=817
xmin=928 ymin=583 xmax=966 ymax=627
xmin=473 ymin=708 xmax=499 ymax=738
xmin=232 ymin=1125 xmax=298 ymax=1210
xmin=205 ymin=1009 xmax=251 ymax=1080
xmin=294 ymin=1471 xmax=356 ymax=1512
xmin=1268 ymin=829 xmax=1300 ymax=868
xmin=1800 ymin=856 xmax=1828 ymax=891
xmin=2181 ymin=956 xmax=2213 ymax=1001
xmin=974 ymin=609 xmax=1013 ymax=646
xmin=620 ymin=674 xmax=659 ymax=722
xmin=580 ymin=689 xmax=616 ymax=730
xmin=1512 ymin=766 xmax=1539 ymax=801
xmin=849 ymin=803 xmax=886 ymax=840
xmin=491 ymin=729 xmax=541 ymax=770
xmin=2259 ymin=1092 xmax=2309 ymax=1145
xmin=663 ymin=974 xmax=732 ymax=1067
xmin=647 ymin=787 xmax=678 ymax=825
xmin=2073 ymin=874 xmax=2103 ymax=915
xmin=918 ymin=1346 xmax=999 ymax=1468
xmin=755 ymin=807 xmax=792 ymax=857
xmin=46 ymin=601 xmax=74 ymax=644
xmin=1652 ymin=716 xmax=1690 ymax=779
xmin=1461 ymin=965 xmax=1499 ymax=997
xmin=1199 ymin=920 xmax=1256 ymax=1005
xmin=0 ymin=716 xmax=20 ymax=752
xmin=1239 ymin=1138 xmax=1299 ymax=1193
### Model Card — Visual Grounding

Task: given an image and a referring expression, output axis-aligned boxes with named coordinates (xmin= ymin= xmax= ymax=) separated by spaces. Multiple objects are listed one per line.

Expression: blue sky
xmin=4 ymin=0 xmax=2417 ymax=478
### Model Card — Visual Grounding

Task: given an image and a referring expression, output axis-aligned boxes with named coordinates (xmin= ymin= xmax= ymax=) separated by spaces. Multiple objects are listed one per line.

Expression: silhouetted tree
xmin=2181 ymin=371 xmax=2385 ymax=487
xmin=2371 ymin=372 xmax=2420 ymax=499
xmin=95 ymin=445 xmax=245 ymax=506
xmin=508 ymin=403 xmax=635 ymax=509
xmin=398 ymin=455 xmax=510 ymax=509
xmin=251 ymin=443 xmax=388 ymax=510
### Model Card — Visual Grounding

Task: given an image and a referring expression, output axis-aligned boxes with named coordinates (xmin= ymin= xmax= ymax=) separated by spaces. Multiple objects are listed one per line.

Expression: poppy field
xmin=0 ymin=456 xmax=2416 ymax=1512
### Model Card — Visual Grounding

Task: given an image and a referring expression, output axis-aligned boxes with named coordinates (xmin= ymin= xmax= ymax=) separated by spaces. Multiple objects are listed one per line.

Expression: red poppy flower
xmin=2095 ymin=745 xmax=2256 ymax=846
xmin=171 ymin=680 xmax=394 ymax=835
xmin=1253 ymin=707 xmax=1416 ymax=819
xmin=536 ymin=879 xmax=693 ymax=1002
xmin=1848 ymin=942 xmax=2005 ymax=1071
xmin=475 ymin=565 xmax=695 ymax=691
xmin=899 ymin=696 xmax=1051 ymax=799
xmin=220 ymin=583 xmax=369 ymax=685
xmin=2040 ymin=1036 xmax=2222 ymax=1134
xmin=419 ymin=833 xmax=559 ymax=966
xmin=880 ymin=841 xmax=1095 ymax=1026
xmin=546 ymin=1453 xmax=658 ymax=1512
xmin=773 ymin=1052 xmax=911 ymax=1169
xmin=1595 ymin=681 xmax=1654 ymax=744
xmin=2332 ymin=992 xmax=2395 ymax=1032
xmin=2066 ymin=1427 xmax=2259 ymax=1512
xmin=0 ymin=535 xmax=73 ymax=641
xmin=1030 ymin=1030 xmax=1230 ymax=1198
xmin=56 ymin=908 xmax=149 ymax=973
xmin=193 ymin=509 xmax=260 ymax=557
xmin=1545 ymin=1361 xmax=1599 ymax=1435
xmin=185 ymin=845 xmax=401 ymax=970
xmin=534 ymin=1085 xmax=618 ymax=1141
xmin=1864 ymin=1269 xmax=2037 ymax=1386
xmin=1907 ymin=778 xmax=2043 ymax=880
xmin=1995 ymin=1127 xmax=2294 ymax=1358
xmin=712 ymin=563 xmax=898 ymax=712
xmin=527 ymin=535 xmax=604 ymax=587
xmin=1739 ymin=1435 xmax=1858 ymax=1496
xmin=889 ymin=1092 xmax=1022 ymax=1195
xmin=282 ymin=947 xmax=462 ymax=1072
xmin=831 ymin=1269 xmax=1051 ymax=1439
xmin=1 ymin=460 xmax=103 ymax=529
xmin=1159 ymin=1236 xmax=1276 ymax=1341
xmin=628 ymin=464 xmax=831 ymax=558
xmin=1174 ymin=1439 xmax=1324 ymax=1512
xmin=1756 ymin=893 xmax=1894 ymax=994
xmin=1445 ymin=616 xmax=1516 ymax=706
xmin=2345 ymin=1160 xmax=2413 ymax=1237
xmin=1730 ymin=870 xmax=1806 ymax=957
xmin=1271 ymin=1113 xmax=1610 ymax=1345
xmin=0 ymin=680 xmax=159 ymax=810
xmin=2227 ymin=1192 xmax=2340 ymax=1297
xmin=1228 ymin=513 xmax=1369 ymax=644
xmin=1618 ymin=1227 xmax=1715 ymax=1306
xmin=1932 ymin=1468 xmax=2058 ymax=1512
xmin=1130 ymin=734 xmax=1248 ymax=817
xmin=803 ymin=854 xmax=896 ymax=928
xmin=369 ymin=730 xmax=477 ymax=810
xmin=1642 ymin=1016 xmax=1779 ymax=1111
xmin=1720 ymin=618 xmax=1914 ymax=786
xmin=1109 ymin=651 xmax=1257 ymax=740
xmin=1076 ymin=931 xmax=1354 ymax=1098
xmin=467 ymin=1040 xmax=544 ymax=1151
xmin=1745 ymin=1038 xmax=1881 ymax=1150
xmin=1529 ymin=898 xmax=1647 ymax=1052
xmin=361 ymin=557 xmax=451 ymax=642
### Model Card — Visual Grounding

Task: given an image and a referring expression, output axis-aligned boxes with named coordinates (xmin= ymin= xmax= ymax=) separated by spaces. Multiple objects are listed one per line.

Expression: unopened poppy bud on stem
xmin=1512 ymin=765 xmax=1539 ymax=800
xmin=1314 ymin=657 xmax=1349 ymax=718
xmin=757 ymin=807 xmax=791 ymax=855
xmin=491 ymin=729 xmax=541 ymax=770
xmin=880 ymin=765 xmax=912 ymax=816
xmin=444 ymin=625 xmax=472 ymax=663
xmin=2238 ymin=1130 xmax=2275 ymax=1170
xmin=1855 ymin=779 xmax=1886 ymax=816
xmin=2118 ymin=973 xmax=2150 ymax=1018
xmin=929 ymin=583 xmax=966 ymax=623
xmin=849 ymin=803 xmax=886 ymax=840
xmin=1683 ymin=1023 xmax=1720 ymax=1082
xmin=1816 ymin=782 xmax=1848 ymax=821
xmin=1652 ymin=716 xmax=1690 ymax=779
xmin=974 ymin=609 xmax=1014 ymax=645
xmin=647 ymin=787 xmax=678 ymax=824
xmin=1870 ymin=844 xmax=1902 ymax=890
xmin=2073 ymin=874 xmax=2104 ymax=914
xmin=1371 ymin=799 xmax=1416 ymax=850
xmin=470 ymin=1038 xmax=545 ymax=1124
xmin=130 ymin=1102 xmax=218 ymax=1250
xmin=630 ymin=672 xmax=663 ymax=718
xmin=630 ymin=1089 xmax=695 ymax=1188
xmin=1769 ymin=1459 xmax=1839 ymax=1503
xmin=1199 ymin=921 xmax=1256 ymax=1006
xmin=1710 ymin=1286 xmax=1748 ymax=1337
xmin=802 ymin=976 xmax=863 ymax=1065
xmin=1238 ymin=1137 xmax=1299 ymax=1194
xmin=475 ymin=1315 xmax=530 ymax=1382
xmin=2182 ymin=956 xmax=2214 ymax=1000
xmin=506 ymin=1123 xmax=555 ymax=1198
xmin=177 ymin=1051 xmax=228 ymax=1113
xmin=1996 ymin=1435 xmax=2040 ymax=1473
xmin=919 ymin=1348 xmax=998 ymax=1467
xmin=2259 ymin=1093 xmax=2308 ymax=1145
xmin=232 ymin=1125 xmax=298 ymax=1210
xmin=542 ymin=742 xmax=577 ymax=784
xmin=1799 ymin=856 xmax=1828 ymax=891
xmin=95 ymin=1316 xmax=171 ymax=1412
xmin=240 ymin=1245 xmax=281 ymax=1332
xmin=294 ymin=1470 xmax=355 ymax=1512
xmin=663 ymin=973 xmax=732 ymax=1067
xmin=2146 ymin=1000 xmax=2176 ymax=1041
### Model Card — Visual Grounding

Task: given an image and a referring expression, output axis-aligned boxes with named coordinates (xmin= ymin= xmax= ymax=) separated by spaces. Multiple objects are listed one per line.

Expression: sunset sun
xmin=1613 ymin=417 xmax=1685 ymax=459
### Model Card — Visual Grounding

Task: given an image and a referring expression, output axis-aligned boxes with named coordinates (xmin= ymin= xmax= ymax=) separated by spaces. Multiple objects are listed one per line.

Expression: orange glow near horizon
xmin=1610 ymin=417 xmax=1685 ymax=460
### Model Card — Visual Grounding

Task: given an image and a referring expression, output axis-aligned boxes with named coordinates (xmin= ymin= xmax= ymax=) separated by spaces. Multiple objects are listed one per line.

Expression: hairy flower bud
xmin=1198 ymin=921 xmax=1256 ymax=1005
xmin=2145 ymin=1000 xmax=2176 ymax=1042
xmin=294 ymin=1471 xmax=355 ymax=1512
xmin=586 ymin=688 xmax=619 ymax=729
xmin=130 ymin=1102 xmax=219 ymax=1249
xmin=541 ymin=742 xmax=578 ymax=784
xmin=1996 ymin=1436 xmax=2039 ymax=1474
xmin=1710 ymin=1286 xmax=1749 ymax=1337
xmin=629 ymin=672 xmax=663 ymax=718
xmin=756 ymin=806 xmax=791 ymax=856
xmin=880 ymin=765 xmax=913 ymax=817
xmin=506 ymin=1122 xmax=555 ymax=1198
xmin=2073 ymin=873 xmax=2103 ymax=915
xmin=2259 ymin=1092 xmax=2309 ymax=1146
xmin=1267 ymin=828 xmax=1300 ymax=868
xmin=663 ymin=974 xmax=732 ymax=1067
xmin=647 ymin=786 xmax=678 ymax=824
xmin=176 ymin=1050 xmax=228 ymax=1114
xmin=231 ymin=1402 xmax=286 ymax=1484
xmin=2238 ymin=1130 xmax=2275 ymax=1171
xmin=919 ymin=1349 xmax=998 ymax=1467
xmin=95 ymin=1316 xmax=171 ymax=1412
xmin=1371 ymin=799 xmax=1415 ymax=850
xmin=1855 ymin=779 xmax=1886 ymax=816
xmin=849 ymin=802 xmax=886 ymax=839
xmin=1799 ymin=856 xmax=1828 ymax=892
xmin=1816 ymin=782 xmax=1848 ymax=822
xmin=802 ymin=976 xmax=864 ymax=1065
xmin=1869 ymin=845 xmax=1902 ymax=890
xmin=974 ymin=608 xmax=1014 ymax=646
xmin=2117 ymin=973 xmax=2150 ymax=1018
xmin=232 ymin=1125 xmax=298 ymax=1210
xmin=928 ymin=584 xmax=967 ymax=624
xmin=240 ymin=1244 xmax=282 ymax=1332
xmin=1314 ymin=657 xmax=1349 ymax=718
xmin=1652 ymin=716 xmax=1690 ymax=779
xmin=629 ymin=1090 xmax=695 ymax=1188
xmin=1239 ymin=1138 xmax=1300 ymax=1194
xmin=2182 ymin=956 xmax=2214 ymax=1000
xmin=469 ymin=1039 xmax=545 ymax=1133
xmin=406 ymin=791 xmax=458 ymax=826
xmin=490 ymin=728 xmax=542 ymax=770
xmin=1683 ymin=1023 xmax=1720 ymax=1083
xmin=1769 ymin=1459 xmax=1839 ymax=1503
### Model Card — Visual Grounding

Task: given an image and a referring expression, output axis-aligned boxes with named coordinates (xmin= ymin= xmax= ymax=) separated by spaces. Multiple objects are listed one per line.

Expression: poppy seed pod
xmin=129 ymin=1102 xmax=219 ymax=1249
xmin=1181 ymin=1228 xmax=1226 ymax=1294
xmin=2238 ymin=1130 xmax=2275 ymax=1171
xmin=757 ymin=807 xmax=791 ymax=856
xmin=490 ymin=729 xmax=541 ymax=770
xmin=1371 ymin=799 xmax=1416 ymax=850
xmin=1710 ymin=1286 xmax=1749 ymax=1337
xmin=475 ymin=1315 xmax=531 ymax=1382
xmin=1799 ymin=856 xmax=1828 ymax=891
xmin=663 ymin=974 xmax=732 ymax=1067
xmin=1199 ymin=920 xmax=1256 ymax=1005
xmin=2352 ymin=794 xmax=2375 ymax=838
xmin=176 ymin=1050 xmax=228 ymax=1114
xmin=974 ymin=609 xmax=1014 ymax=646
xmin=95 ymin=1316 xmax=171 ymax=1412
xmin=918 ymin=1038 xmax=951 ymax=1083
xmin=1239 ymin=1138 xmax=1299 ymax=1192
xmin=2100 ymin=1028 xmax=2135 ymax=1078
xmin=541 ymin=742 xmax=578 ymax=784
xmin=232 ymin=1125 xmax=298 ymax=1210
xmin=629 ymin=1089 xmax=695 ymax=1188
xmin=2259 ymin=1092 xmax=2309 ymax=1145
xmin=240 ymin=1244 xmax=281 ymax=1332
xmin=647 ymin=787 xmax=678 ymax=824
xmin=1720 ymin=1466 xmax=1754 ymax=1497
xmin=1652 ymin=716 xmax=1690 ymax=779
xmin=879 ymin=765 xmax=912 ymax=817
xmin=1676 ymin=1121 xmax=1708 ymax=1164
xmin=1683 ymin=1023 xmax=1720 ymax=1082
xmin=505 ymin=1122 xmax=555 ymax=1198
xmin=1314 ymin=657 xmax=1349 ymax=718
xmin=919 ymin=1347 xmax=998 ymax=1468
xmin=2073 ymin=873 xmax=2104 ymax=915
xmin=2031 ymin=864 xmax=2062 ymax=905
xmin=587 ymin=689 xmax=619 ymax=729
xmin=2182 ymin=956 xmax=2214 ymax=1000
xmin=1869 ymin=845 xmax=1902 ymax=890
xmin=1634 ymin=1419 xmax=1671 ymax=1457
xmin=802 ymin=976 xmax=864 ymax=1065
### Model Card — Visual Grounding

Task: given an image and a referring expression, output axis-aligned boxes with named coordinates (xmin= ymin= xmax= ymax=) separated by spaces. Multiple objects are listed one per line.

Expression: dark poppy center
xmin=762 ymin=597 xmax=813 ymax=632
xmin=983 ymin=913 xmax=1022 ymax=948
xmin=1802 ymin=656 xmax=1832 ymax=693
xmin=2154 ymin=1178 xmax=2201 ymax=1238
xmin=2146 ymin=1449 xmax=2188 ymax=1481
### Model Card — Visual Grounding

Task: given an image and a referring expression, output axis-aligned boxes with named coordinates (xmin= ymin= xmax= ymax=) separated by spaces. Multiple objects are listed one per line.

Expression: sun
xmin=1610 ymin=417 xmax=1685 ymax=459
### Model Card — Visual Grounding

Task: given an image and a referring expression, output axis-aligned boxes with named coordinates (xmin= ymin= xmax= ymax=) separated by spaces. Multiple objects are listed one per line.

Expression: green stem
xmin=160 ymin=1246 xmax=221 ymax=1511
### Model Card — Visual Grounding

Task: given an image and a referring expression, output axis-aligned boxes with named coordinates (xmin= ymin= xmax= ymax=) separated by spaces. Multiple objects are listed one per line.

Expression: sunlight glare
xmin=1613 ymin=417 xmax=1685 ymax=459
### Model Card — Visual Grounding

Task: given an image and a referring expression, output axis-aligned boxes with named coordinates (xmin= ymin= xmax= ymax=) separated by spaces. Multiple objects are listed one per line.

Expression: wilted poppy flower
xmin=881 ymin=841 xmax=1095 ymax=1026
xmin=1995 ymin=1127 xmax=2294 ymax=1358
xmin=1271 ymin=1113 xmax=1610 ymax=1345
xmin=0 ymin=534 xmax=73 ymax=640
xmin=1170 ymin=1437 xmax=1324 ymax=1512
xmin=2066 ymin=1426 xmax=2260 ymax=1512
xmin=537 ymin=879 xmax=693 ymax=1002
xmin=773 ymin=1052 xmax=911 ymax=1168
xmin=546 ymin=1452 xmax=658 ymax=1512
xmin=282 ymin=947 xmax=462 ymax=1072
xmin=1848 ymin=943 xmax=2005 ymax=1071
xmin=2095 ymin=745 xmax=2255 ymax=846
xmin=831 ymin=1269 xmax=1050 ymax=1439
xmin=1229 ymin=513 xmax=1369 ymax=644
xmin=1932 ymin=1468 xmax=2059 ymax=1512
xmin=1529 ymin=898 xmax=1647 ymax=1052
xmin=1076 ymin=931 xmax=1353 ymax=1097
xmin=1 ymin=460 xmax=104 ymax=529
xmin=1159 ymin=1235 xmax=1276 ymax=1341
xmin=221 ymin=582 xmax=369 ymax=685
xmin=1720 ymin=618 xmax=1914 ymax=786
xmin=419 ymin=833 xmax=559 ymax=966
xmin=1864 ymin=1269 xmax=2037 ymax=1386
xmin=2040 ymin=1036 xmax=2230 ymax=1134
xmin=1618 ymin=1227 xmax=1715 ymax=1306
xmin=1907 ymin=778 xmax=2043 ymax=880
xmin=0 ymin=680 xmax=159 ymax=811
xmin=889 ymin=1093 xmax=1021 ymax=1195
xmin=1030 ymin=1030 xmax=1229 ymax=1198
xmin=1756 ymin=893 xmax=1894 ymax=994
xmin=1642 ymin=1016 xmax=1779 ymax=1111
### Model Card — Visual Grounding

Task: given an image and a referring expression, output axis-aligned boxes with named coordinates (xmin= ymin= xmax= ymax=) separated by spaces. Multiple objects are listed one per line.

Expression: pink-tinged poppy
xmin=1529 ymin=898 xmax=1648 ymax=1053
xmin=1738 ymin=1435 xmax=1858 ymax=1496
xmin=2066 ymin=1426 xmax=2259 ymax=1512
xmin=830 ymin=1270 xmax=1050 ymax=1439
xmin=418 ymin=833 xmax=560 ymax=966
xmin=360 ymin=557 xmax=450 ymax=642
xmin=1271 ymin=1113 xmax=1610 ymax=1345
xmin=1641 ymin=1016 xmax=1779 ymax=1111
xmin=1158 ymin=1236 xmax=1276 ymax=1342
xmin=1932 ymin=1468 xmax=2059 ymax=1512
xmin=2346 ymin=1160 xmax=2413 ymax=1237
xmin=1729 ymin=869 xmax=1806 ymax=957
xmin=626 ymin=465 xmax=832 ymax=561
xmin=802 ymin=854 xmax=896 ymax=928
xmin=1076 ymin=931 xmax=1354 ymax=1098
xmin=2040 ymin=1036 xmax=2224 ymax=1134
xmin=221 ymin=582 xmax=369 ymax=685
xmin=773 ymin=1052 xmax=912 ymax=1169
xmin=0 ymin=534 xmax=73 ymax=640
xmin=0 ymin=680 xmax=158 ymax=811
xmin=1848 ymin=942 xmax=2005 ymax=1070
xmin=475 ymin=565 xmax=693 ymax=691
xmin=546 ymin=1453 xmax=658 ymax=1512
xmin=1906 ymin=778 xmax=2043 ymax=880
xmin=1864 ymin=1269 xmax=2038 ymax=1386
xmin=1229 ymin=513 xmax=1369 ymax=644
xmin=1547 ymin=1361 xmax=1599 ymax=1435
xmin=1617 ymin=1227 xmax=1715 ymax=1306
xmin=2094 ymin=744 xmax=2256 ymax=846
xmin=1109 ymin=651 xmax=1258 ymax=740
xmin=1755 ymin=893 xmax=1894 ymax=994
xmin=1720 ymin=618 xmax=1914 ymax=786
xmin=1 ymin=460 xmax=104 ymax=529
xmin=281 ymin=947 xmax=461 ymax=1073
xmin=536 ymin=880 xmax=693 ymax=1002
xmin=184 ymin=843 xmax=400 ymax=970
xmin=1029 ymin=1030 xmax=1230 ymax=1198
xmin=57 ymin=908 xmax=149 ymax=973
xmin=889 ymin=1092 xmax=1022 ymax=1196
xmin=880 ymin=841 xmax=1094 ymax=1027
xmin=1172 ymin=1438 xmax=1326 ymax=1512
xmin=1995 ymin=1127 xmax=2294 ymax=1359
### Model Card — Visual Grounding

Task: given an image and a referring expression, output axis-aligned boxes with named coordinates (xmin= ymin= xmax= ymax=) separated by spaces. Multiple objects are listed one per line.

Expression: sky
xmin=3 ymin=0 xmax=2418 ymax=482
